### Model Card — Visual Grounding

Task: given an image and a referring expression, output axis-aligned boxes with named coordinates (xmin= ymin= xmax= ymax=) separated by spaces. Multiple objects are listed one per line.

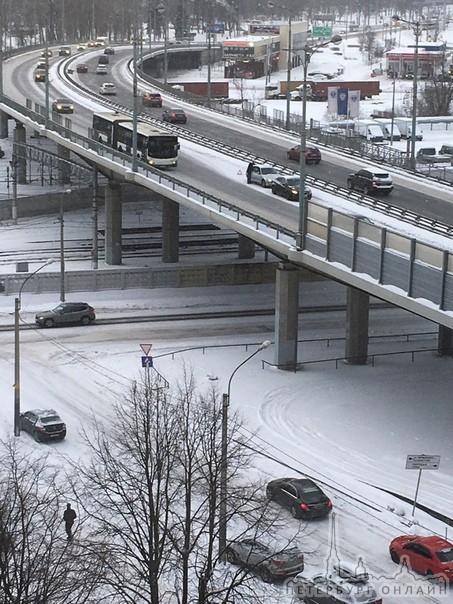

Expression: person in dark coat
xmin=246 ymin=161 xmax=254 ymax=184
xmin=63 ymin=503 xmax=77 ymax=541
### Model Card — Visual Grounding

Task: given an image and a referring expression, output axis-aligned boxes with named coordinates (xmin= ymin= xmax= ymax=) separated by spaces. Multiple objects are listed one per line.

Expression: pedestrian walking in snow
xmin=63 ymin=503 xmax=77 ymax=541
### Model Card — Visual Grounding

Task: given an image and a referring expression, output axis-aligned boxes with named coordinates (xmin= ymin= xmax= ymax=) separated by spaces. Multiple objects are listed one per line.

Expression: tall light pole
xmin=156 ymin=3 xmax=168 ymax=85
xmin=297 ymin=35 xmax=342 ymax=250
xmin=218 ymin=340 xmax=271 ymax=558
xmin=392 ymin=15 xmax=424 ymax=172
xmin=132 ymin=0 xmax=139 ymax=172
xmin=14 ymin=260 xmax=53 ymax=436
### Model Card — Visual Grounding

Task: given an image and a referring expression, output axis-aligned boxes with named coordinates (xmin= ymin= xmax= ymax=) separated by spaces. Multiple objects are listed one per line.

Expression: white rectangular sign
xmin=406 ymin=454 xmax=441 ymax=470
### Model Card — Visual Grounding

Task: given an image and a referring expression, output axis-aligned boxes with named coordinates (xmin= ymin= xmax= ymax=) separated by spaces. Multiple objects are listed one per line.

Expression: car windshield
xmin=436 ymin=547 xmax=453 ymax=562
xmin=261 ymin=167 xmax=276 ymax=175
xmin=286 ymin=178 xmax=300 ymax=187
xmin=53 ymin=305 xmax=66 ymax=313
xmin=375 ymin=173 xmax=390 ymax=179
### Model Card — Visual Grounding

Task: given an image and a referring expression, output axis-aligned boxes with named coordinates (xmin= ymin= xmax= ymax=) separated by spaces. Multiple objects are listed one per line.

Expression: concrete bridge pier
xmin=238 ymin=234 xmax=255 ymax=259
xmin=13 ymin=122 xmax=27 ymax=184
xmin=438 ymin=325 xmax=453 ymax=356
xmin=57 ymin=144 xmax=71 ymax=185
xmin=0 ymin=110 xmax=8 ymax=139
xmin=274 ymin=262 xmax=299 ymax=370
xmin=105 ymin=181 xmax=123 ymax=265
xmin=345 ymin=287 xmax=369 ymax=364
xmin=162 ymin=198 xmax=179 ymax=263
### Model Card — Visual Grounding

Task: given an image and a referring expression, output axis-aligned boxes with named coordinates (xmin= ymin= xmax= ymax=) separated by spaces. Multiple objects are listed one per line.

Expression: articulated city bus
xmin=91 ymin=111 xmax=179 ymax=168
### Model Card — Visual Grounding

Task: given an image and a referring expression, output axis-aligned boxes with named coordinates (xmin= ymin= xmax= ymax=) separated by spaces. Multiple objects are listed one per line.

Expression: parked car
xmin=142 ymin=92 xmax=163 ymax=107
xmin=249 ymin=163 xmax=282 ymax=188
xmin=35 ymin=302 xmax=96 ymax=328
xmin=266 ymin=477 xmax=332 ymax=519
xmin=271 ymin=175 xmax=312 ymax=201
xmin=293 ymin=571 xmax=382 ymax=604
xmin=287 ymin=144 xmax=322 ymax=164
xmin=389 ymin=535 xmax=453 ymax=580
xmin=76 ymin=63 xmax=88 ymax=73
xmin=95 ymin=64 xmax=108 ymax=75
xmin=104 ymin=46 xmax=115 ymax=54
xmin=99 ymin=82 xmax=117 ymax=95
xmin=51 ymin=98 xmax=74 ymax=114
xmin=225 ymin=538 xmax=304 ymax=583
xmin=20 ymin=409 xmax=66 ymax=442
xmin=162 ymin=108 xmax=187 ymax=124
xmin=439 ymin=144 xmax=453 ymax=156
xmin=347 ymin=169 xmax=393 ymax=196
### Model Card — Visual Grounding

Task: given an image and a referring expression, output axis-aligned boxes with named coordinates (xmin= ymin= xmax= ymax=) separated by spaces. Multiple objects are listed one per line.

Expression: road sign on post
xmin=406 ymin=454 xmax=440 ymax=470
xmin=405 ymin=454 xmax=440 ymax=517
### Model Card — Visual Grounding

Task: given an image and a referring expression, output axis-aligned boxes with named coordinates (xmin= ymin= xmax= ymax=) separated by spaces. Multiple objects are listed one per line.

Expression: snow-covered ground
xmin=0 ymin=20 xmax=453 ymax=603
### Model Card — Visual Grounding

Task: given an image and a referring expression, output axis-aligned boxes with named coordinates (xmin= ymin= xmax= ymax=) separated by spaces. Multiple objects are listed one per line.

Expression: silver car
xmin=249 ymin=163 xmax=282 ymax=187
xmin=225 ymin=538 xmax=304 ymax=583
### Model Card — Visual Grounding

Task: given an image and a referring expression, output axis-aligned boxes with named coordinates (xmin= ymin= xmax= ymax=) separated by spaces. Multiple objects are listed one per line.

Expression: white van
xmin=355 ymin=121 xmax=384 ymax=143
xmin=373 ymin=119 xmax=401 ymax=141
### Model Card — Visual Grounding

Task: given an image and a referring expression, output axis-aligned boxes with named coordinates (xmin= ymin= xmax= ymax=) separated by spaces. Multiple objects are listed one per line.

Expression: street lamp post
xmin=218 ymin=340 xmax=271 ymax=558
xmin=297 ymin=35 xmax=342 ymax=250
xmin=14 ymin=260 xmax=53 ymax=436
xmin=392 ymin=15 xmax=423 ymax=171
xmin=132 ymin=0 xmax=139 ymax=172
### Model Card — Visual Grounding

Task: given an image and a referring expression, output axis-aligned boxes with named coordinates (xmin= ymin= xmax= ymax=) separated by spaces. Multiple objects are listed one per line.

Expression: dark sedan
xmin=287 ymin=144 xmax=321 ymax=164
xmin=162 ymin=108 xmax=187 ymax=124
xmin=20 ymin=409 xmax=66 ymax=442
xmin=266 ymin=477 xmax=332 ymax=519
xmin=76 ymin=63 xmax=88 ymax=73
xmin=142 ymin=92 xmax=163 ymax=107
xmin=271 ymin=175 xmax=312 ymax=201
xmin=225 ymin=539 xmax=304 ymax=583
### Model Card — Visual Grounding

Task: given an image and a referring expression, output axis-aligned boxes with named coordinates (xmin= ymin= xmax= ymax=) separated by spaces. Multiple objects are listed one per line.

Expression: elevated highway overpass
xmin=2 ymin=46 xmax=453 ymax=368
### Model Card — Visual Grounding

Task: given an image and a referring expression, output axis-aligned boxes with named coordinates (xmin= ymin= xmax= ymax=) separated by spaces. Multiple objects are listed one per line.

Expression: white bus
xmin=92 ymin=111 xmax=179 ymax=168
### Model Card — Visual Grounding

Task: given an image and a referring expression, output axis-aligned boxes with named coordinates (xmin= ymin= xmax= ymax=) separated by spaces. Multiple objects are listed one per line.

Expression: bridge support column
xmin=57 ymin=144 xmax=71 ymax=185
xmin=0 ymin=110 xmax=8 ymax=139
xmin=13 ymin=122 xmax=27 ymax=184
xmin=274 ymin=262 xmax=299 ymax=370
xmin=238 ymin=234 xmax=255 ymax=259
xmin=438 ymin=325 xmax=453 ymax=356
xmin=345 ymin=287 xmax=369 ymax=364
xmin=105 ymin=181 xmax=122 ymax=265
xmin=162 ymin=198 xmax=179 ymax=263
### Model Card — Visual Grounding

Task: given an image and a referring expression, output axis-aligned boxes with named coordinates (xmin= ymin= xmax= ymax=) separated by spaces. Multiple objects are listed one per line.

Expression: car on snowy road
xmin=35 ymin=302 xmax=96 ymax=328
xmin=248 ymin=163 xmax=282 ymax=188
xmin=389 ymin=535 xmax=453 ymax=580
xmin=20 ymin=409 xmax=67 ymax=442
xmin=266 ymin=477 xmax=332 ymax=519
xmin=225 ymin=538 xmax=304 ymax=582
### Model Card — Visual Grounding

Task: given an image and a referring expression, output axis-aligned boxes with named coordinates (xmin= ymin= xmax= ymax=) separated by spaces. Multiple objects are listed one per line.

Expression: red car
xmin=389 ymin=535 xmax=453 ymax=580
xmin=287 ymin=144 xmax=321 ymax=164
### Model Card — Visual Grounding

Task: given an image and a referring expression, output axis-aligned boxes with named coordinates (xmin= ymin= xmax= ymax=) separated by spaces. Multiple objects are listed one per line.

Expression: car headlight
xmin=290 ymin=188 xmax=298 ymax=195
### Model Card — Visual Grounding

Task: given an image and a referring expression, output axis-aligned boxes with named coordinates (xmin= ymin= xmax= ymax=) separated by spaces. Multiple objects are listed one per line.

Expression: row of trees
xmin=0 ymin=371 xmax=301 ymax=604
xmin=0 ymin=0 xmax=430 ymax=48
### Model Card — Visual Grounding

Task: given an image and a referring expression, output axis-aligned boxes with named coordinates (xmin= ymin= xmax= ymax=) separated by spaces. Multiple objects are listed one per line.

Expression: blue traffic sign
xmin=141 ymin=356 xmax=153 ymax=368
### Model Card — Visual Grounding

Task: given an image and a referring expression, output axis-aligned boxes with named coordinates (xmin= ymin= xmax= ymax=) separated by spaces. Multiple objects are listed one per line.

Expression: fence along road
xmin=3 ymin=89 xmax=453 ymax=329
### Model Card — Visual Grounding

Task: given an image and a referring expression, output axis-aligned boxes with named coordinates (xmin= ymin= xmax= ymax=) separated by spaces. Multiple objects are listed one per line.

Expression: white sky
xmin=0 ymin=20 xmax=453 ymax=604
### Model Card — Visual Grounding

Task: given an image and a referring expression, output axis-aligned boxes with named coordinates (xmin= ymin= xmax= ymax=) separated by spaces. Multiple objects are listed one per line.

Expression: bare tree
xmin=418 ymin=79 xmax=453 ymax=117
xmin=0 ymin=438 xmax=104 ymax=604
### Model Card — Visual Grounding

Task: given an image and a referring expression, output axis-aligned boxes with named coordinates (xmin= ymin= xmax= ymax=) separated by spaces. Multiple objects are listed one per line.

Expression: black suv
xmin=20 ymin=409 xmax=66 ymax=442
xmin=347 ymin=169 xmax=393 ymax=195
xmin=35 ymin=302 xmax=95 ymax=328
xmin=266 ymin=477 xmax=332 ymax=519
